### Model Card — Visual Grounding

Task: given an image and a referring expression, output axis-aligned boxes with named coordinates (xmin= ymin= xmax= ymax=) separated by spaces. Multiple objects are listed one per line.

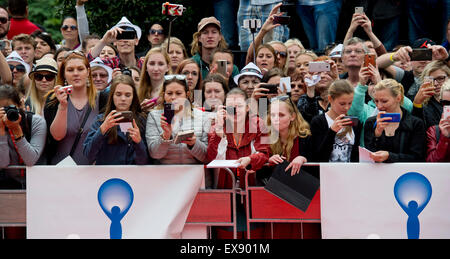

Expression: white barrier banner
xmin=320 ymin=163 xmax=450 ymax=239
xmin=26 ymin=165 xmax=204 ymax=239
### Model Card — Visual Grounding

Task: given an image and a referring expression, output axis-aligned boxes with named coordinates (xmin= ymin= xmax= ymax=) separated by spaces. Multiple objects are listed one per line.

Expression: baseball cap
xmin=329 ymin=44 xmax=343 ymax=58
xmin=197 ymin=17 xmax=221 ymax=32
xmin=412 ymin=38 xmax=436 ymax=49
xmin=233 ymin=62 xmax=263 ymax=85
xmin=112 ymin=16 xmax=142 ymax=40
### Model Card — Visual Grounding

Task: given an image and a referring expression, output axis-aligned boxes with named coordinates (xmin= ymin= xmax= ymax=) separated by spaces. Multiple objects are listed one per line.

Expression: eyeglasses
xmin=0 ymin=17 xmax=8 ymax=24
xmin=34 ymin=73 xmax=56 ymax=81
xmin=164 ymin=74 xmax=187 ymax=81
xmin=9 ymin=64 xmax=26 ymax=72
xmin=432 ymin=75 xmax=448 ymax=84
xmin=275 ymin=51 xmax=287 ymax=58
xmin=61 ymin=25 xmax=78 ymax=31
xmin=150 ymin=29 xmax=164 ymax=35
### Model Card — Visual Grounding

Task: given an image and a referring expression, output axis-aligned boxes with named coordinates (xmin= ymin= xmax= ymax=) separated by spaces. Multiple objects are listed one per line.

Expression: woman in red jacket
xmin=206 ymin=87 xmax=270 ymax=239
xmin=427 ymin=81 xmax=450 ymax=162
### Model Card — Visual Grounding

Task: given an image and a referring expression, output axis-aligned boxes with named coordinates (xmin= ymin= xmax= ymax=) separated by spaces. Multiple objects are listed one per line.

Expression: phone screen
xmin=164 ymin=103 xmax=175 ymax=124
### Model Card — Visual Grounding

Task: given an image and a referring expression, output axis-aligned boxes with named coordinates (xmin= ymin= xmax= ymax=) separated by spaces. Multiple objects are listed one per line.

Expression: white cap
xmin=112 ymin=16 xmax=142 ymax=40
xmin=233 ymin=62 xmax=263 ymax=85
xmin=90 ymin=57 xmax=113 ymax=84
xmin=329 ymin=44 xmax=343 ymax=58
xmin=6 ymin=51 xmax=31 ymax=74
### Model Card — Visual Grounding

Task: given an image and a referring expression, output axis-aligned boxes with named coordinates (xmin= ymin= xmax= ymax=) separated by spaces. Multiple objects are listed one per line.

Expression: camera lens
xmin=5 ymin=106 xmax=19 ymax=122
xmin=122 ymin=67 xmax=132 ymax=76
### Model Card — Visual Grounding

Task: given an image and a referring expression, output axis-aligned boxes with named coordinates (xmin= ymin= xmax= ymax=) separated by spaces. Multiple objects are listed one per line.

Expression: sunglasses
xmin=34 ymin=73 xmax=56 ymax=81
xmin=275 ymin=51 xmax=287 ymax=58
xmin=270 ymin=95 xmax=297 ymax=110
xmin=0 ymin=17 xmax=8 ymax=24
xmin=61 ymin=25 xmax=78 ymax=31
xmin=9 ymin=64 xmax=26 ymax=72
xmin=150 ymin=29 xmax=164 ymax=35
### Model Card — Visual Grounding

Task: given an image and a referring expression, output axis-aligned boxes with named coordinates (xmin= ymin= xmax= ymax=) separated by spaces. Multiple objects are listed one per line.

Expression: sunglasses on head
xmin=34 ymin=73 xmax=56 ymax=81
xmin=164 ymin=74 xmax=187 ymax=82
xmin=0 ymin=17 xmax=8 ymax=24
xmin=9 ymin=64 xmax=26 ymax=72
xmin=61 ymin=25 xmax=77 ymax=31
xmin=63 ymin=50 xmax=85 ymax=58
xmin=150 ymin=29 xmax=164 ymax=35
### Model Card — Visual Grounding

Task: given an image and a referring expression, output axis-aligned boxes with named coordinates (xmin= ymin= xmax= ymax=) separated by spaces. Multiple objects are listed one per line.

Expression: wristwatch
xmin=14 ymin=134 xmax=24 ymax=141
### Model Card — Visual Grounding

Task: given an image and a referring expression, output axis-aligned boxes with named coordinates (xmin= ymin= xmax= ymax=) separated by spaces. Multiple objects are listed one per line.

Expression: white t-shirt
xmin=325 ymin=113 xmax=355 ymax=162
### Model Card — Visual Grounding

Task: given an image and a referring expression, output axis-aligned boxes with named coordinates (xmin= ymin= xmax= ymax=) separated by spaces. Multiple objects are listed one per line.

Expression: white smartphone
xmin=280 ymin=77 xmax=291 ymax=92
xmin=444 ymin=105 xmax=450 ymax=119
xmin=308 ymin=61 xmax=330 ymax=73
xmin=355 ymin=6 xmax=364 ymax=14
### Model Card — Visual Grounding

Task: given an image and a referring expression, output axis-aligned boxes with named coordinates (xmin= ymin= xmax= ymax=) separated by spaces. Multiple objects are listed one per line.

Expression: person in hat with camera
xmin=87 ymin=17 xmax=144 ymax=70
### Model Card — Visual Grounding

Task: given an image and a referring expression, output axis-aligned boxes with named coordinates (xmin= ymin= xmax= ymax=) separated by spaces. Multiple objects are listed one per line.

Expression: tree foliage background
xmin=1 ymin=0 xmax=214 ymax=55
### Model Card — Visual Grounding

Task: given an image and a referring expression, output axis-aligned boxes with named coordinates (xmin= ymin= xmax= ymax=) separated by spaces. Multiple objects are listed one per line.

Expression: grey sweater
xmin=146 ymin=108 xmax=210 ymax=164
xmin=0 ymin=114 xmax=47 ymax=186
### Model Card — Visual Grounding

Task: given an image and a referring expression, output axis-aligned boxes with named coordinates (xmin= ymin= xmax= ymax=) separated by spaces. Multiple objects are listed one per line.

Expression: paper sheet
xmin=359 ymin=146 xmax=375 ymax=163
xmin=207 ymin=160 xmax=240 ymax=168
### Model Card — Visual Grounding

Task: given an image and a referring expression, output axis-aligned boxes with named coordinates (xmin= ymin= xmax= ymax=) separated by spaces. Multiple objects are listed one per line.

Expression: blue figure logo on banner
xmin=98 ymin=178 xmax=134 ymax=239
xmin=394 ymin=172 xmax=432 ymax=239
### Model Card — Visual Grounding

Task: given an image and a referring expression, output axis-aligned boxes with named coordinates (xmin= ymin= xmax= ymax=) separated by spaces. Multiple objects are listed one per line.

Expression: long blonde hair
xmin=27 ymin=78 xmax=55 ymax=115
xmin=138 ymin=47 xmax=170 ymax=102
xmin=268 ymin=97 xmax=311 ymax=161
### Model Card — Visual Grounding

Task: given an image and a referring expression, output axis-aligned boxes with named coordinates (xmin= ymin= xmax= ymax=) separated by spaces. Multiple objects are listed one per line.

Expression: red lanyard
xmin=8 ymin=129 xmax=25 ymax=178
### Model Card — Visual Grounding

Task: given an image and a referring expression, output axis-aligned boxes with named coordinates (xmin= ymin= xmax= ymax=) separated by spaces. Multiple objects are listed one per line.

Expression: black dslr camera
xmin=121 ymin=67 xmax=132 ymax=76
xmin=4 ymin=105 xmax=20 ymax=121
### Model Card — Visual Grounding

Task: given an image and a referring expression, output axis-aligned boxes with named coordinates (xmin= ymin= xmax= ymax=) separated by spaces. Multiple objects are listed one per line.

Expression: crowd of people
xmin=1 ymin=0 xmax=450 ymax=239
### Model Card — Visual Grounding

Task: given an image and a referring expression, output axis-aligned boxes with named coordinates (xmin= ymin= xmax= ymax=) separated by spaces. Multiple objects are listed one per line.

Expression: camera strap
xmin=8 ymin=129 xmax=25 ymax=178
xmin=69 ymin=106 xmax=92 ymax=157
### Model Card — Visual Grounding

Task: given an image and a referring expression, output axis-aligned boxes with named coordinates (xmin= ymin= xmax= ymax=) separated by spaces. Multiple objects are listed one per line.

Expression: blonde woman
xmin=138 ymin=47 xmax=170 ymax=112
xmin=364 ymin=79 xmax=426 ymax=162
xmin=161 ymin=37 xmax=188 ymax=73
xmin=26 ymin=57 xmax=58 ymax=115
xmin=284 ymin=38 xmax=305 ymax=77
xmin=267 ymin=95 xmax=321 ymax=239
xmin=413 ymin=60 xmax=450 ymax=129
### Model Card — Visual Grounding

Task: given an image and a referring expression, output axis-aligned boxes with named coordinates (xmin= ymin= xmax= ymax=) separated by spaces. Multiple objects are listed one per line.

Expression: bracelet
xmin=413 ymin=102 xmax=423 ymax=108
xmin=14 ymin=134 xmax=24 ymax=141
xmin=389 ymin=53 xmax=396 ymax=62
